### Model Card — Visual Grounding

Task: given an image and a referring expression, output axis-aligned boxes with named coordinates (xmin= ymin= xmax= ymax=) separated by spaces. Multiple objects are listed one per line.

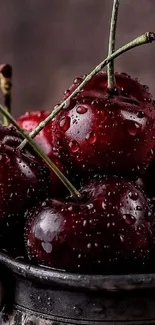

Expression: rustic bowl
xmin=0 ymin=252 xmax=154 ymax=324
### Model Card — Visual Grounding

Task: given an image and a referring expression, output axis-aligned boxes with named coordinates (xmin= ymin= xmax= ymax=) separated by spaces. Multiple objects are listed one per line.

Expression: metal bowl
xmin=0 ymin=252 xmax=155 ymax=324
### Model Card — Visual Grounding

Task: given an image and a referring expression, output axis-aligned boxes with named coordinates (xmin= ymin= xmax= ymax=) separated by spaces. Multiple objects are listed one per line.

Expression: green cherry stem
xmin=0 ymin=64 xmax=12 ymax=126
xmin=19 ymin=32 xmax=155 ymax=150
xmin=107 ymin=0 xmax=120 ymax=89
xmin=0 ymin=105 xmax=82 ymax=201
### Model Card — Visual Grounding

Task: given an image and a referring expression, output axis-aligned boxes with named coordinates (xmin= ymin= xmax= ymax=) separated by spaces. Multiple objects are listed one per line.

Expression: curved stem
xmin=0 ymin=64 xmax=12 ymax=126
xmin=0 ymin=105 xmax=81 ymax=201
xmin=18 ymin=32 xmax=155 ymax=149
xmin=107 ymin=0 xmax=120 ymax=89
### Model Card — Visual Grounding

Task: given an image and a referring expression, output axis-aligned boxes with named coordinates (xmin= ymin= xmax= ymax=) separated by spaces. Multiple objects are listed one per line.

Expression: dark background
xmin=0 ymin=0 xmax=155 ymax=117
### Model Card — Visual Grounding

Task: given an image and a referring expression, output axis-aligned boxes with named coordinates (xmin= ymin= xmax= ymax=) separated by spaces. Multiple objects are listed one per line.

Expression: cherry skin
xmin=0 ymin=125 xmax=23 ymax=147
xmin=25 ymin=176 xmax=153 ymax=274
xmin=17 ymin=111 xmax=52 ymax=156
xmin=0 ymin=144 xmax=49 ymax=222
xmin=17 ymin=110 xmax=67 ymax=197
xmin=52 ymin=72 xmax=155 ymax=179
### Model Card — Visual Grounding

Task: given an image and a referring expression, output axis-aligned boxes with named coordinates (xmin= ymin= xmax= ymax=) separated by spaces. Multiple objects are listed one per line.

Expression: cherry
xmin=25 ymin=176 xmax=153 ymax=274
xmin=0 ymin=126 xmax=50 ymax=255
xmin=0 ymin=125 xmax=63 ymax=198
xmin=17 ymin=110 xmax=66 ymax=197
xmin=52 ymin=72 xmax=155 ymax=180
xmin=0 ymin=143 xmax=49 ymax=222
xmin=0 ymin=125 xmax=22 ymax=147
xmin=17 ymin=111 xmax=52 ymax=156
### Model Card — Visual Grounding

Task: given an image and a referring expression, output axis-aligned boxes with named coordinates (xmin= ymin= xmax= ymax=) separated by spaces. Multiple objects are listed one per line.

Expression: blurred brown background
xmin=0 ymin=0 xmax=155 ymax=117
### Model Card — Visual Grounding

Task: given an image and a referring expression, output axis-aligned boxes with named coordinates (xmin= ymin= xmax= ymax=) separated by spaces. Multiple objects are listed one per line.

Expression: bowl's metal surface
xmin=0 ymin=252 xmax=154 ymax=324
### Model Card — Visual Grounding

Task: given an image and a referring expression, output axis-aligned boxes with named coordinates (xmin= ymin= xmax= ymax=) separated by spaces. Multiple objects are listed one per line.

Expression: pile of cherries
xmin=0 ymin=0 xmax=155 ymax=275
xmin=0 ymin=70 xmax=154 ymax=275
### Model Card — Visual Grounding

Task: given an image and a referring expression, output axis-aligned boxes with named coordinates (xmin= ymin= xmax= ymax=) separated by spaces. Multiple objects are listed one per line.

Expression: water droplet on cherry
xmin=59 ymin=116 xmax=70 ymax=132
xmin=76 ymin=105 xmax=88 ymax=114
xmin=120 ymin=235 xmax=124 ymax=242
xmin=136 ymin=206 xmax=142 ymax=211
xmin=123 ymin=214 xmax=136 ymax=225
xmin=87 ymin=203 xmax=94 ymax=209
xmin=127 ymin=121 xmax=141 ymax=136
xmin=147 ymin=149 xmax=154 ymax=158
xmin=137 ymin=111 xmax=145 ymax=118
xmin=83 ymin=220 xmax=87 ymax=226
xmin=86 ymin=132 xmax=97 ymax=144
xmin=143 ymin=84 xmax=149 ymax=91
xmin=69 ymin=140 xmax=80 ymax=153
xmin=73 ymin=77 xmax=82 ymax=85
xmin=136 ymin=226 xmax=143 ymax=235
xmin=129 ymin=191 xmax=138 ymax=200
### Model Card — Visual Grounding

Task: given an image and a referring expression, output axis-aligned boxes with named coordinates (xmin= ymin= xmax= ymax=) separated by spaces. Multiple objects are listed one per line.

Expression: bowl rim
xmin=0 ymin=252 xmax=155 ymax=292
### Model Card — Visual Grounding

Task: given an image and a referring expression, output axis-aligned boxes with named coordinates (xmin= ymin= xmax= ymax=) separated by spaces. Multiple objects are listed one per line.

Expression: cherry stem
xmin=0 ymin=105 xmax=82 ymax=201
xmin=18 ymin=32 xmax=155 ymax=149
xmin=107 ymin=0 xmax=119 ymax=90
xmin=0 ymin=64 xmax=12 ymax=127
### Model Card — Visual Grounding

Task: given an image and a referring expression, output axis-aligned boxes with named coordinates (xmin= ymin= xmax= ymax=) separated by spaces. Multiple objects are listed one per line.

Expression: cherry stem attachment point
xmin=0 ymin=64 xmax=12 ymax=127
xmin=107 ymin=0 xmax=120 ymax=90
xmin=19 ymin=32 xmax=155 ymax=149
xmin=0 ymin=105 xmax=81 ymax=201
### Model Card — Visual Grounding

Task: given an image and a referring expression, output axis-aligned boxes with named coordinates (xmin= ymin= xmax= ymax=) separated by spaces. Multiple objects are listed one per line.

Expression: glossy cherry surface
xmin=25 ymin=177 xmax=153 ymax=274
xmin=52 ymin=72 xmax=155 ymax=179
xmin=0 ymin=144 xmax=49 ymax=222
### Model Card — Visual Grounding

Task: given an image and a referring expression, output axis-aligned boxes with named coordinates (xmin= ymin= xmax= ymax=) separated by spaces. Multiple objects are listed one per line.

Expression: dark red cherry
xmin=17 ymin=110 xmax=67 ymax=197
xmin=0 ymin=144 xmax=49 ymax=223
xmin=25 ymin=177 xmax=153 ymax=274
xmin=52 ymin=72 xmax=155 ymax=179
xmin=0 ymin=125 xmax=22 ymax=147
xmin=0 ymin=133 xmax=50 ymax=256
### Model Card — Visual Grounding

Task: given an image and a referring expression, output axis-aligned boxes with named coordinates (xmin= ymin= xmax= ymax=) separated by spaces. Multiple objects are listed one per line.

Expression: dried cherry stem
xmin=0 ymin=64 xmax=12 ymax=126
xmin=0 ymin=105 xmax=81 ymax=201
xmin=107 ymin=0 xmax=120 ymax=90
xmin=19 ymin=32 xmax=155 ymax=149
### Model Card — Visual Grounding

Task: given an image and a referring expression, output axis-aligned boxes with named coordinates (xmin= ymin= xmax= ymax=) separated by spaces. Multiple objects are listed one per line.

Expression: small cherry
xmin=17 ymin=110 xmax=67 ymax=196
xmin=0 ymin=131 xmax=50 ymax=256
xmin=24 ymin=177 xmax=153 ymax=274
xmin=0 ymin=143 xmax=49 ymax=223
